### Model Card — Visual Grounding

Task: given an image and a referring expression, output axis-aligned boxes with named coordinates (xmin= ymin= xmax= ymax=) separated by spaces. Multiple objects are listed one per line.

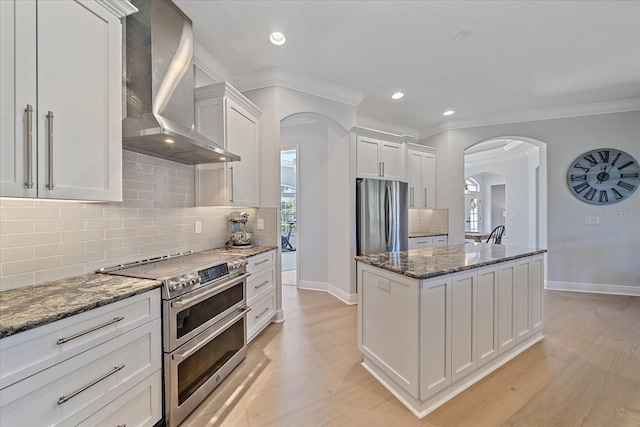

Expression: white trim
xmin=234 ymin=67 xmax=364 ymax=107
xmin=328 ymin=284 xmax=358 ymax=305
xmin=465 ymin=146 xmax=532 ymax=168
xmin=356 ymin=116 xmax=420 ymax=139
xmin=298 ymin=280 xmax=328 ymax=292
xmin=274 ymin=309 xmax=285 ymax=323
xmin=352 ymin=126 xmax=416 ymax=144
xmin=95 ymin=0 xmax=138 ymax=18
xmin=420 ymin=98 xmax=640 ymax=138
xmin=193 ymin=41 xmax=234 ymax=84
xmin=195 ymin=82 xmax=263 ymax=118
xmin=407 ymin=143 xmax=438 ymax=155
xmin=545 ymin=281 xmax=640 ymax=296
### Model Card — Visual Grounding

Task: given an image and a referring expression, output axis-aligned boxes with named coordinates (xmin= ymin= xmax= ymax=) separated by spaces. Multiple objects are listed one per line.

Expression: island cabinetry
xmin=246 ymin=250 xmax=276 ymax=342
xmin=357 ymin=248 xmax=545 ymax=418
xmin=0 ymin=289 xmax=162 ymax=427
xmin=195 ymin=82 xmax=262 ymax=207
xmin=359 ymin=266 xmax=419 ymax=398
xmin=408 ymin=144 xmax=437 ymax=208
xmin=356 ymin=135 xmax=405 ymax=181
xmin=0 ymin=0 xmax=132 ymax=201
xmin=408 ymin=235 xmax=447 ymax=249
xmin=420 ymin=275 xmax=451 ymax=399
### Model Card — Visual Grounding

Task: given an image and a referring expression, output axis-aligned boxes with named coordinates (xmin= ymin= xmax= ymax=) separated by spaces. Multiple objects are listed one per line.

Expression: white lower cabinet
xmin=0 ymin=289 xmax=162 ymax=426
xmin=246 ymin=250 xmax=276 ymax=342
xmin=408 ymin=235 xmax=447 ymax=249
xmin=359 ymin=253 xmax=544 ymax=416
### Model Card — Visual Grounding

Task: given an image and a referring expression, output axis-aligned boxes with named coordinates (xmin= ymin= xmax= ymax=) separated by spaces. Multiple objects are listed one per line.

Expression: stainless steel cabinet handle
xmin=229 ymin=166 xmax=234 ymax=202
xmin=424 ymin=188 xmax=427 ymax=207
xmin=255 ymin=307 xmax=270 ymax=319
xmin=255 ymin=280 xmax=269 ymax=289
xmin=46 ymin=111 xmax=54 ymax=190
xmin=25 ymin=105 xmax=34 ymax=188
xmin=172 ymin=307 xmax=250 ymax=361
xmin=57 ymin=316 xmax=124 ymax=345
xmin=417 ymin=241 xmax=431 ymax=245
xmin=382 ymin=162 xmax=385 ymax=177
xmin=58 ymin=365 xmax=124 ymax=404
xmin=410 ymin=187 xmax=414 ymax=207
xmin=254 ymin=259 xmax=269 ymax=266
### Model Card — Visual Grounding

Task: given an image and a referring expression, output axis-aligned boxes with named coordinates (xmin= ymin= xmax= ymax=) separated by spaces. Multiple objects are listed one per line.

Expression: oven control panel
xmin=198 ymin=263 xmax=230 ymax=284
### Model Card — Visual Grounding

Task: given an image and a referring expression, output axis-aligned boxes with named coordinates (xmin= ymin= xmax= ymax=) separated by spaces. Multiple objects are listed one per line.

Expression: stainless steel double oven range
xmin=101 ymin=251 xmax=250 ymax=427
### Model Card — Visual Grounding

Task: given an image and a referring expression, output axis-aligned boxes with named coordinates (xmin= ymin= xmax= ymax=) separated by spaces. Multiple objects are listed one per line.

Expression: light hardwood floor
xmin=182 ymin=287 xmax=640 ymax=427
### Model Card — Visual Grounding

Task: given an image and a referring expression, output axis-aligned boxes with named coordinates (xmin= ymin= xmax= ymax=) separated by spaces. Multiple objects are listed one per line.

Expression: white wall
xmin=423 ymin=111 xmax=640 ymax=294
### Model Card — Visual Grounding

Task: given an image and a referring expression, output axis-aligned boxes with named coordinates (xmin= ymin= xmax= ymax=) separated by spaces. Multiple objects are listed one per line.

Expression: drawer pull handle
xmin=46 ymin=111 xmax=54 ymax=190
xmin=255 ymin=307 xmax=270 ymax=319
xmin=58 ymin=365 xmax=125 ymax=405
xmin=117 ymin=425 xmax=126 ymax=427
xmin=56 ymin=316 xmax=124 ymax=345
xmin=255 ymin=280 xmax=269 ymax=289
xmin=254 ymin=259 xmax=269 ymax=266
xmin=417 ymin=241 xmax=431 ymax=245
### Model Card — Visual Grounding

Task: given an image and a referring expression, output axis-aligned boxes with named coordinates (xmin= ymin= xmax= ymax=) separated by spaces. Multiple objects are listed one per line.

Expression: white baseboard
xmin=274 ymin=309 xmax=285 ymax=323
xmin=328 ymin=284 xmax=358 ymax=305
xmin=298 ymin=280 xmax=327 ymax=292
xmin=545 ymin=281 xmax=640 ymax=296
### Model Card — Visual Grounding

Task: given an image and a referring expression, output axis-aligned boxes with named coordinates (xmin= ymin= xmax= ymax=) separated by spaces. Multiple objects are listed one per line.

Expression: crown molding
xmin=233 ymin=67 xmax=364 ymax=107
xmin=96 ymin=0 xmax=138 ymax=18
xmin=420 ymin=98 xmax=640 ymax=139
xmin=351 ymin=126 xmax=418 ymax=144
xmin=407 ymin=143 xmax=438 ymax=155
xmin=356 ymin=115 xmax=419 ymax=140
xmin=193 ymin=41 xmax=234 ymax=84
xmin=194 ymin=82 xmax=262 ymax=118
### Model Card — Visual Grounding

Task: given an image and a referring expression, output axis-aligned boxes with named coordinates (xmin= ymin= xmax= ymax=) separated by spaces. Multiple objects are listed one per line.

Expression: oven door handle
xmin=171 ymin=272 xmax=251 ymax=309
xmin=171 ymin=307 xmax=251 ymax=362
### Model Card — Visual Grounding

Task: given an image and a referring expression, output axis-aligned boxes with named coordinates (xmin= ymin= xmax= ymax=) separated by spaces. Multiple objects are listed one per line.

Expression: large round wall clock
xmin=567 ymin=148 xmax=639 ymax=205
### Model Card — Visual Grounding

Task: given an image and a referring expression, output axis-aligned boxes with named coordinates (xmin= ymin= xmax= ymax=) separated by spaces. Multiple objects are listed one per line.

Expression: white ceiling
xmin=174 ymin=0 xmax=640 ymax=134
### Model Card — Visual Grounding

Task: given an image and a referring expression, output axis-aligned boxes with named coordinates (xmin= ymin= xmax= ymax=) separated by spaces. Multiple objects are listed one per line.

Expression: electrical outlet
xmin=585 ymin=216 xmax=599 ymax=225
xmin=194 ymin=221 xmax=202 ymax=234
xmin=257 ymin=219 xmax=264 ymax=230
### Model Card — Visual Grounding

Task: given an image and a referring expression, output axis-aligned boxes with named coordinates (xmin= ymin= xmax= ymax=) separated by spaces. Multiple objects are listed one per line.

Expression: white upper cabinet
xmin=355 ymin=130 xmax=406 ymax=181
xmin=408 ymin=144 xmax=437 ymax=208
xmin=0 ymin=0 xmax=132 ymax=201
xmin=195 ymin=82 xmax=262 ymax=207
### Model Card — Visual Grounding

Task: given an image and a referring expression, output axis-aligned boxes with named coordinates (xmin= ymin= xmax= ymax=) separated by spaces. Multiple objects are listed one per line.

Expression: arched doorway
xmin=464 ymin=137 xmax=547 ymax=248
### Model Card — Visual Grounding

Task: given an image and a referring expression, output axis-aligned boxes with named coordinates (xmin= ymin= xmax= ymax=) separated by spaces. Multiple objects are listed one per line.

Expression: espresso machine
xmin=227 ymin=212 xmax=253 ymax=248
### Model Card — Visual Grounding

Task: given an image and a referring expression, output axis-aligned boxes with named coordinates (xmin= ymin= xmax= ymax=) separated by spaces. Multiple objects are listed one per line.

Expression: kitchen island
xmin=355 ymin=243 xmax=546 ymax=418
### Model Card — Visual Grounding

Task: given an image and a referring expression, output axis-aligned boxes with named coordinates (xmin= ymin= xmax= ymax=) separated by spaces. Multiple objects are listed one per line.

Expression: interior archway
xmin=464 ymin=137 xmax=547 ymax=249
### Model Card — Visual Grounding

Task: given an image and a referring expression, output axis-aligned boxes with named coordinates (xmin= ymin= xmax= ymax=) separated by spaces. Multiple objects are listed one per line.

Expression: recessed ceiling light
xmin=392 ymin=92 xmax=404 ymax=100
xmin=165 ymin=138 xmax=174 ymax=143
xmin=270 ymin=32 xmax=286 ymax=46
xmin=219 ymin=157 xmax=226 ymax=161
xmin=443 ymin=110 xmax=455 ymax=116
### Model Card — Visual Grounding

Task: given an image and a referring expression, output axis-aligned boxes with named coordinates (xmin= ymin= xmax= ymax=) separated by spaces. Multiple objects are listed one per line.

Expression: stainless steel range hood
xmin=123 ymin=0 xmax=240 ymax=164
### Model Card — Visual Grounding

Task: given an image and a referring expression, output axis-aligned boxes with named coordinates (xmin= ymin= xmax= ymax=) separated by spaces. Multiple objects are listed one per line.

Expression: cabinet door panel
xmin=530 ymin=255 xmax=544 ymax=333
xmin=226 ymin=101 xmax=258 ymax=206
xmin=422 ymin=154 xmax=436 ymax=208
xmin=477 ymin=266 xmax=498 ymax=366
xmin=356 ymin=137 xmax=381 ymax=178
xmin=451 ymin=271 xmax=477 ymax=382
xmin=515 ymin=259 xmax=532 ymax=341
xmin=498 ymin=262 xmax=517 ymax=353
xmin=420 ymin=275 xmax=451 ymax=399
xmin=409 ymin=152 xmax=422 ymax=207
xmin=380 ymin=142 xmax=403 ymax=180
xmin=37 ymin=0 xmax=121 ymax=201
xmin=0 ymin=0 xmax=37 ymax=197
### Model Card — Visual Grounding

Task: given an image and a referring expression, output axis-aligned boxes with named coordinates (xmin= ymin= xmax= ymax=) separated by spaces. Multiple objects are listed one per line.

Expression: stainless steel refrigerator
xmin=356 ymin=178 xmax=408 ymax=255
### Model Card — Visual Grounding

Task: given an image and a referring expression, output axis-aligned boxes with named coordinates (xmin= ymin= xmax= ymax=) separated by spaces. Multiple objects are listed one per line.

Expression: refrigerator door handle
xmin=384 ymin=184 xmax=391 ymax=250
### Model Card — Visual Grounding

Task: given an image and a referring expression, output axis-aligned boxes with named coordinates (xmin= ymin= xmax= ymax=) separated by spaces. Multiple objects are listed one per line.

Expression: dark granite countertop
xmin=0 ymin=274 xmax=161 ymax=339
xmin=0 ymin=245 xmax=278 ymax=340
xmin=355 ymin=243 xmax=547 ymax=280
xmin=409 ymin=232 xmax=448 ymax=238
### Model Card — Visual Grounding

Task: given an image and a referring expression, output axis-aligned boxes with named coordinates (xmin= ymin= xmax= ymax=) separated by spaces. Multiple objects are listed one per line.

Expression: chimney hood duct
xmin=123 ymin=0 xmax=240 ymax=164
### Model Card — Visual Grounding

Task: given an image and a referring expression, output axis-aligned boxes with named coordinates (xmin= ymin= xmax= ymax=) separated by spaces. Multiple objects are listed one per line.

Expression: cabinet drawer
xmin=77 ymin=369 xmax=162 ymax=427
xmin=0 ymin=289 xmax=160 ymax=389
xmin=433 ymin=235 xmax=448 ymax=246
xmin=0 ymin=318 xmax=161 ymax=427
xmin=247 ymin=267 xmax=276 ymax=306
xmin=409 ymin=237 xmax=433 ymax=249
xmin=247 ymin=250 xmax=275 ymax=274
xmin=247 ymin=291 xmax=275 ymax=343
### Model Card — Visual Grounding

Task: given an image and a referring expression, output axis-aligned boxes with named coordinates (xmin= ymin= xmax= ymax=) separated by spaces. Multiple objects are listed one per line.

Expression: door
xmin=356 ymin=137 xmax=381 ymax=178
xmin=421 ymin=153 xmax=436 ymax=208
xmin=226 ymin=99 xmax=258 ymax=206
xmin=380 ymin=142 xmax=403 ymax=180
xmin=409 ymin=152 xmax=422 ymax=207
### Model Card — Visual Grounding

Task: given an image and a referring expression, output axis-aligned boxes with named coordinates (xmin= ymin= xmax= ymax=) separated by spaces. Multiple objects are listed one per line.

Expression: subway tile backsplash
xmin=0 ymin=152 xmax=277 ymax=291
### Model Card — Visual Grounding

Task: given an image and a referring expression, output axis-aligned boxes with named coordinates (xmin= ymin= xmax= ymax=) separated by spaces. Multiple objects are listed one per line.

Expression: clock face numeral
xmin=611 ymin=152 xmax=622 ymax=167
xmin=599 ymin=190 xmax=608 ymax=203
xmin=583 ymin=154 xmax=598 ymax=166
xmin=573 ymin=182 xmax=590 ymax=193
xmin=568 ymin=149 xmax=639 ymax=205
xmin=617 ymin=180 xmax=635 ymax=191
xmin=598 ymin=150 xmax=610 ymax=163
xmin=611 ymin=187 xmax=624 ymax=199
xmin=617 ymin=161 xmax=634 ymax=170
xmin=572 ymin=162 xmax=590 ymax=173
xmin=583 ymin=188 xmax=596 ymax=201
